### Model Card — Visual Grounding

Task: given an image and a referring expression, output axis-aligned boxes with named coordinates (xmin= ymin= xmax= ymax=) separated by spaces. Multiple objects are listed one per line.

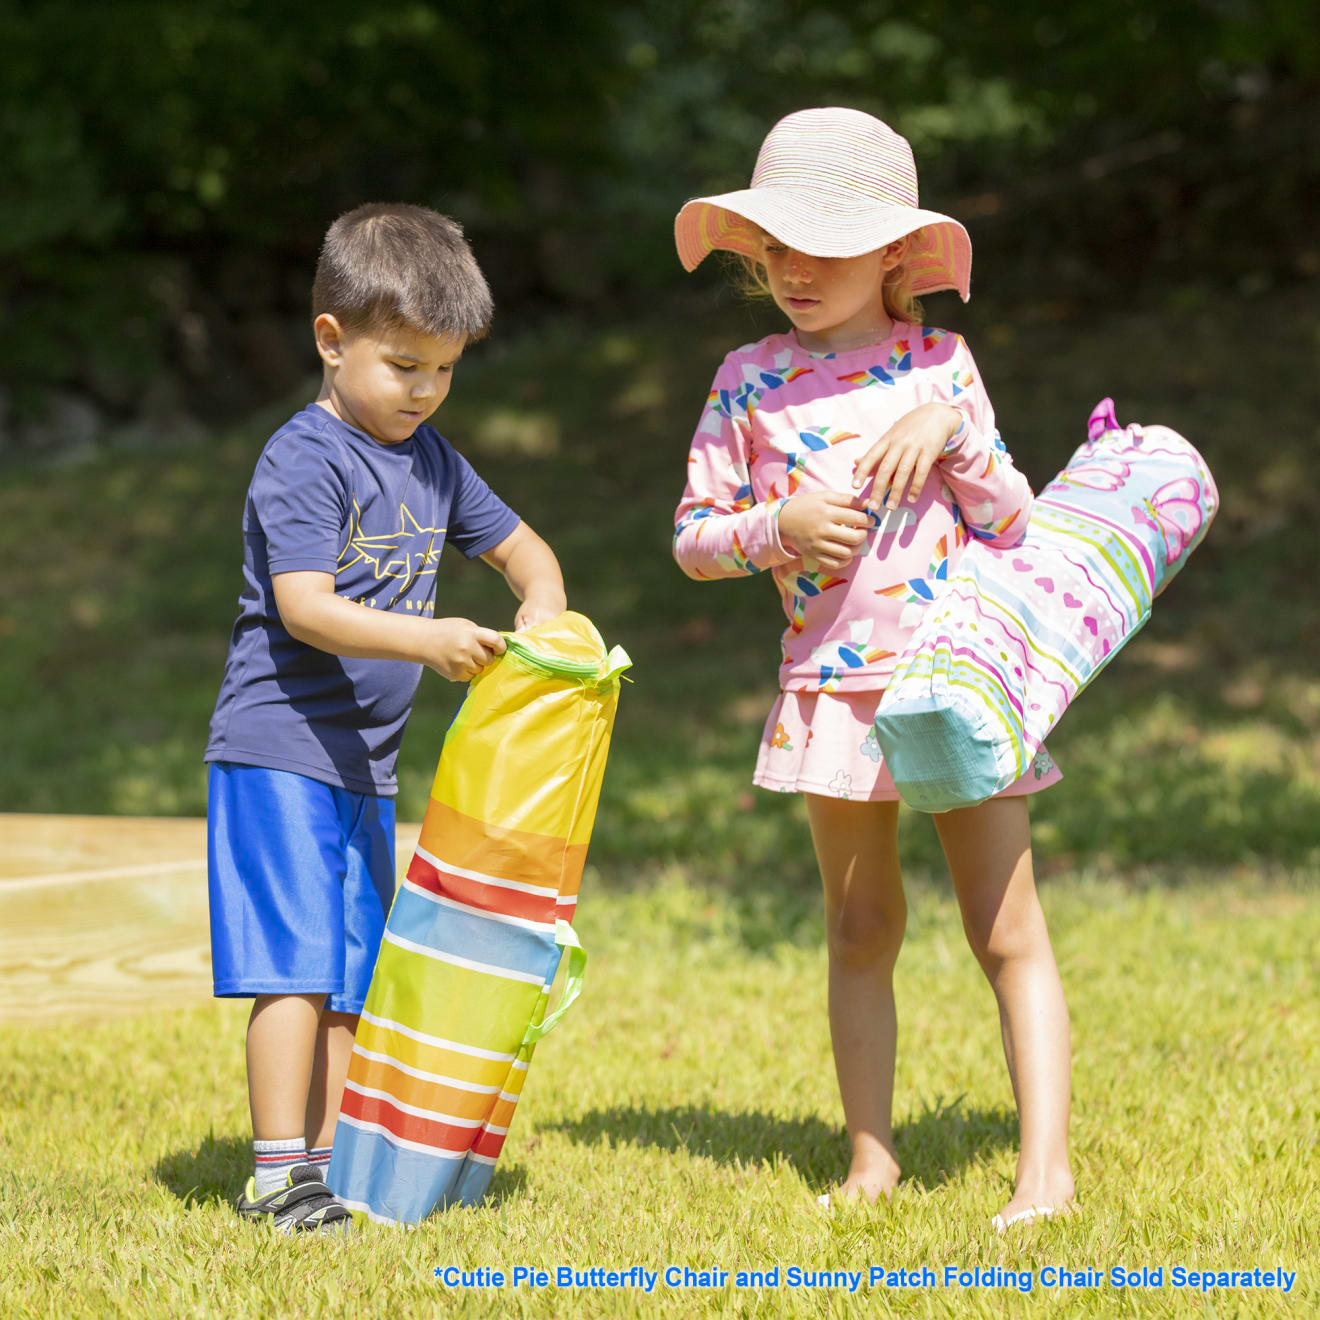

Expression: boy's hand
xmin=425 ymin=617 xmax=506 ymax=681
xmin=852 ymin=401 xmax=963 ymax=511
xmin=777 ymin=491 xmax=872 ymax=572
xmin=514 ymin=592 xmax=566 ymax=632
xmin=479 ymin=521 xmax=567 ymax=635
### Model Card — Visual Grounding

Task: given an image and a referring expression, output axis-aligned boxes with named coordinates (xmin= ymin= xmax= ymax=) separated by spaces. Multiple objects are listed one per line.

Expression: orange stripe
xmin=415 ymin=798 xmax=586 ymax=898
xmin=355 ymin=1019 xmax=514 ymax=1090
xmin=347 ymin=1053 xmax=503 ymax=1124
xmin=488 ymin=1094 xmax=518 ymax=1130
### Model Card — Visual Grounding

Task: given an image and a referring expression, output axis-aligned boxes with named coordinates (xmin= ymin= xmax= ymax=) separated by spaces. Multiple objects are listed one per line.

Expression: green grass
xmin=2 ymin=872 xmax=1315 ymax=1318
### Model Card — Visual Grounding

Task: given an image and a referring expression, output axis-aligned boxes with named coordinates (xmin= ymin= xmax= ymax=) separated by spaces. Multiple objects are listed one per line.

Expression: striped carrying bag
xmin=328 ymin=612 xmax=630 ymax=1224
xmin=873 ymin=399 xmax=1218 ymax=811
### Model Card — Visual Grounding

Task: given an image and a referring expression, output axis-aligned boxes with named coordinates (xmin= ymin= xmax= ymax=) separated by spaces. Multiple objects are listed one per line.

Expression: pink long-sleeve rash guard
xmin=673 ymin=324 xmax=1033 ymax=693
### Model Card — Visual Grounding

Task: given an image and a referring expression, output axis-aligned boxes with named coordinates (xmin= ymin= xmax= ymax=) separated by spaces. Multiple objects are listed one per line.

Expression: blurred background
xmin=2 ymin=0 xmax=1317 ymax=895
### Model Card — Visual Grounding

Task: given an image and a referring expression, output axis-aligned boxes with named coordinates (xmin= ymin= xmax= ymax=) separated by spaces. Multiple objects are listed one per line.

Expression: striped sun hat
xmin=674 ymin=107 xmax=972 ymax=301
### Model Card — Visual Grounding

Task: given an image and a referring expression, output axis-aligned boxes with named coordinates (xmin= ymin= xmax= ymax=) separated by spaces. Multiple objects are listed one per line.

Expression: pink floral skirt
xmin=753 ymin=689 xmax=1062 ymax=803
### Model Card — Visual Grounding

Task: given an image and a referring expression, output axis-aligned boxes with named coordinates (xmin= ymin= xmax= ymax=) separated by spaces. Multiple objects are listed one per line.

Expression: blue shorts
xmin=207 ymin=762 xmax=396 ymax=1015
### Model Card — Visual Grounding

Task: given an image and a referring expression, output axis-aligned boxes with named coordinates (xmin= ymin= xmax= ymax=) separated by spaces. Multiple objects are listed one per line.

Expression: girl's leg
xmin=933 ymin=796 xmax=1075 ymax=1223
xmin=805 ymin=793 xmax=906 ymax=1203
xmin=305 ymin=1010 xmax=360 ymax=1151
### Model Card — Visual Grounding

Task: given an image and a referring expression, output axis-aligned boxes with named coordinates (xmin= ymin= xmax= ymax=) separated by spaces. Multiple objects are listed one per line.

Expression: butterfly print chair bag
xmin=874 ymin=399 xmax=1219 ymax=811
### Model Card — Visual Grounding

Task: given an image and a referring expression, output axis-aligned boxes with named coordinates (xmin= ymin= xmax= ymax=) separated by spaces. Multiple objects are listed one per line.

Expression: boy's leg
xmin=805 ymin=794 xmax=906 ymax=1203
xmin=302 ymin=789 xmax=395 ymax=1177
xmin=247 ymin=992 xmax=324 ymax=1169
xmin=237 ymin=989 xmax=352 ymax=1231
xmin=933 ymin=795 xmax=1075 ymax=1224
xmin=305 ymin=1009 xmax=360 ymax=1154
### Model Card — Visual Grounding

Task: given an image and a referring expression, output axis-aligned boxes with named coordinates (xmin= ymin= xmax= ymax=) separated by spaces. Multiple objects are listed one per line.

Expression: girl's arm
xmin=851 ymin=335 xmax=1032 ymax=548
xmin=673 ymin=358 xmax=800 ymax=580
xmin=931 ymin=335 xmax=1033 ymax=547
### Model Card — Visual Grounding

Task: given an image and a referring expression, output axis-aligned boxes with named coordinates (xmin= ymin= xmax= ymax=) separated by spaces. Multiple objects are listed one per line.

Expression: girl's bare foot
xmin=817 ymin=1146 xmax=901 ymax=1208
xmin=992 ymin=1168 xmax=1076 ymax=1231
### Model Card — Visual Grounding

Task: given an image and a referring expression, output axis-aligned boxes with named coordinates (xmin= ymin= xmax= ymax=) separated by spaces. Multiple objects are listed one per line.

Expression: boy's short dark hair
xmin=312 ymin=203 xmax=493 ymax=342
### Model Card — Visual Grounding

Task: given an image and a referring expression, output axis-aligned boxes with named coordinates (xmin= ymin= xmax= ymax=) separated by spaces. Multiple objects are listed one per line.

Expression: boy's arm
xmin=479 ymin=520 xmax=567 ymax=631
xmin=272 ymin=571 xmax=505 ymax=682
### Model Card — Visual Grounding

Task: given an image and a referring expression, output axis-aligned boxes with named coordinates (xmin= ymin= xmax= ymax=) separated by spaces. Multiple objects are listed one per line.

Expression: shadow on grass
xmin=895 ymin=1095 xmax=1019 ymax=1191
xmin=154 ymin=1132 xmax=529 ymax=1213
xmin=547 ymin=1096 xmax=1016 ymax=1193
xmin=485 ymin=1163 xmax=529 ymax=1207
xmin=154 ymin=1132 xmax=249 ymax=1206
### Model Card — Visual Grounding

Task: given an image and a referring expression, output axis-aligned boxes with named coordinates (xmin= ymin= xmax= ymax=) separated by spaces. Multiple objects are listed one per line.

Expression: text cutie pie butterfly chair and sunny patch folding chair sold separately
xmin=328 ymin=612 xmax=631 ymax=1225
xmin=873 ymin=399 xmax=1219 ymax=812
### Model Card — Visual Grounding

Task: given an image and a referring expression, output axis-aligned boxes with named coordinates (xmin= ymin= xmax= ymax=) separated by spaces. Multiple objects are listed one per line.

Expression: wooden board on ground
xmin=0 ymin=814 xmax=422 ymax=1024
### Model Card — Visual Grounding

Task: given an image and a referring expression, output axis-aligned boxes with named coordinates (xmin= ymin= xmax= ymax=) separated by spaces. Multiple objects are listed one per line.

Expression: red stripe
xmin=473 ymin=1128 xmax=506 ymax=1159
xmin=341 ymin=1086 xmax=501 ymax=1155
xmin=407 ymin=852 xmax=557 ymax=924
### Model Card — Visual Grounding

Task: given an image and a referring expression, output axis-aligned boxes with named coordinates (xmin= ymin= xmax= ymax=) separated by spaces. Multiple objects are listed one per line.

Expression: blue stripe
xmin=453 ymin=1158 xmax=496 ymax=1206
xmin=329 ymin=1120 xmax=478 ymax=1224
xmin=957 ymin=570 xmax=1100 ymax=675
xmin=388 ymin=886 xmax=559 ymax=983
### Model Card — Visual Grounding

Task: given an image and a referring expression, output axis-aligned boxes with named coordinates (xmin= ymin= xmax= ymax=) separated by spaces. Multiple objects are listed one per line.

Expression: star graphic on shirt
xmin=338 ymin=501 xmax=446 ymax=581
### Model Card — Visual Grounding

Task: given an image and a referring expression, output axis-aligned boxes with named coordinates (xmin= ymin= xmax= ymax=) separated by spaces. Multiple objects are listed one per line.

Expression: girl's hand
xmin=778 ymin=491 xmax=872 ymax=571
xmin=852 ymin=402 xmax=963 ymax=511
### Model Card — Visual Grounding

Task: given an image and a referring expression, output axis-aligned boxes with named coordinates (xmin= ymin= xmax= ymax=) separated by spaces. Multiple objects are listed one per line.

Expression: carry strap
xmin=521 ymin=920 xmax=587 ymax=1045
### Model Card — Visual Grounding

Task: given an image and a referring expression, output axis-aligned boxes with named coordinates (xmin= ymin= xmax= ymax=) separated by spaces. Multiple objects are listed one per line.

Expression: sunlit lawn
xmin=3 ymin=872 xmax=1316 ymax=1319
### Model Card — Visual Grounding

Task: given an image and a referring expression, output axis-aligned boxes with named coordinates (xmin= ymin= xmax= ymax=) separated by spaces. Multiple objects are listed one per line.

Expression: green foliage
xmin=2 ymin=0 xmax=1316 ymax=412
xmin=0 ymin=0 xmax=623 ymax=406
xmin=1 ymin=0 xmax=621 ymax=250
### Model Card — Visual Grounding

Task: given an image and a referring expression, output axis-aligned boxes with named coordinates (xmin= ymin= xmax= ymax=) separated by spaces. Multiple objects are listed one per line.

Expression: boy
xmin=204 ymin=203 xmax=566 ymax=1233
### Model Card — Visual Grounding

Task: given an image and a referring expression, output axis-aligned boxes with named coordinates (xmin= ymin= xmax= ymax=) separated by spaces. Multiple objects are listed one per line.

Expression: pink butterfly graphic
xmin=1057 ymin=454 xmax=1130 ymax=492
xmin=1133 ymin=477 xmax=1204 ymax=564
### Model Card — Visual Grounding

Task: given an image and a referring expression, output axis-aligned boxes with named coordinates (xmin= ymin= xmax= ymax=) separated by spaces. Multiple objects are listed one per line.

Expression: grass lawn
xmin=2 ymin=873 xmax=1315 ymax=1318
xmin=1 ymin=276 xmax=1316 ymax=1315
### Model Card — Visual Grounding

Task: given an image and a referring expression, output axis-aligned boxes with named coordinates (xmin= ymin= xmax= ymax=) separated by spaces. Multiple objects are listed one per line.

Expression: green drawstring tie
xmin=522 ymin=920 xmax=587 ymax=1045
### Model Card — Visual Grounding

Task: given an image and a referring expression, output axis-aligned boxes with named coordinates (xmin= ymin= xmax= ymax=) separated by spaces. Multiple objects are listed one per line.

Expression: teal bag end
xmin=521 ymin=920 xmax=587 ymax=1046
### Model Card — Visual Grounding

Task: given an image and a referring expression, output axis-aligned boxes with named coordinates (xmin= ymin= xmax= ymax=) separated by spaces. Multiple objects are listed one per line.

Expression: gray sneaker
xmin=235 ymin=1164 xmax=352 ymax=1234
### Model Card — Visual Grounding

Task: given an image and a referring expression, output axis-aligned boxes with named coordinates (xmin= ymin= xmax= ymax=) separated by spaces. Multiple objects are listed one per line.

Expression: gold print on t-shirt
xmin=337 ymin=500 xmax=447 ymax=582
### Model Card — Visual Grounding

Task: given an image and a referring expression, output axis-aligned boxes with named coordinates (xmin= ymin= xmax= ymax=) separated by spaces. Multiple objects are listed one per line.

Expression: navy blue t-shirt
xmin=205 ymin=405 xmax=520 ymax=794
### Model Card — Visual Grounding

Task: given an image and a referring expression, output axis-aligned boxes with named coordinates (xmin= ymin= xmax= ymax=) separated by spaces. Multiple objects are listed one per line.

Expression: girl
xmin=671 ymin=108 xmax=1075 ymax=1230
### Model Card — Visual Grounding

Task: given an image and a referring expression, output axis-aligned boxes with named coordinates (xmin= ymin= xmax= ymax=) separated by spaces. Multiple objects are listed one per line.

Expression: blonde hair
xmin=730 ymin=228 xmax=926 ymax=325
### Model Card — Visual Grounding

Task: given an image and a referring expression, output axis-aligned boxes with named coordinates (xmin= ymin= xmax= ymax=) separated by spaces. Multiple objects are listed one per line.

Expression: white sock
xmin=253 ymin=1137 xmax=306 ymax=1196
